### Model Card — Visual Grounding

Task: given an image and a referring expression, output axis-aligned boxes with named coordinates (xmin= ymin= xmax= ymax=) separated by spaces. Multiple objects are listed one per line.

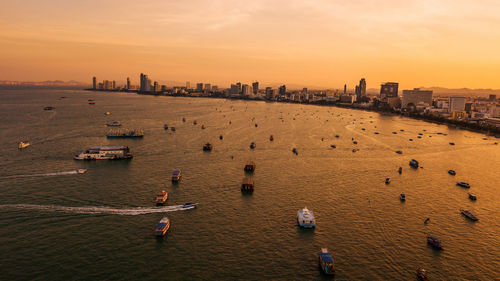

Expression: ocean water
xmin=0 ymin=89 xmax=499 ymax=280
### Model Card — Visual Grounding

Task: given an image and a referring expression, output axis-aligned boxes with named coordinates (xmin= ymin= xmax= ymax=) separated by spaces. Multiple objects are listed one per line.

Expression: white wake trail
xmin=0 ymin=204 xmax=193 ymax=215
xmin=1 ymin=170 xmax=80 ymax=179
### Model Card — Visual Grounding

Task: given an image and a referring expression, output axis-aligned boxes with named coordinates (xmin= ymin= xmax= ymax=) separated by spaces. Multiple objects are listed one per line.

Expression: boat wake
xmin=0 ymin=170 xmax=81 ymax=179
xmin=0 ymin=204 xmax=193 ymax=215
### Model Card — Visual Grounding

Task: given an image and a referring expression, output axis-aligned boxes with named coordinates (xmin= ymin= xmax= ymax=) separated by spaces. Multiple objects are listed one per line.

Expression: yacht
xmin=76 ymin=169 xmax=87 ymax=174
xmin=319 ymin=248 xmax=335 ymax=276
xmin=155 ymin=190 xmax=168 ymax=205
xmin=461 ymin=209 xmax=478 ymax=221
xmin=297 ymin=207 xmax=316 ymax=228
xmin=18 ymin=141 xmax=31 ymax=149
xmin=448 ymin=170 xmax=456 ymax=175
xmin=181 ymin=203 xmax=198 ymax=209
xmin=203 ymin=143 xmax=213 ymax=151
xmin=154 ymin=217 xmax=170 ymax=237
xmin=74 ymin=146 xmax=133 ymax=160
xmin=456 ymin=182 xmax=470 ymax=188
xmin=171 ymin=169 xmax=181 ymax=182
xmin=468 ymin=193 xmax=477 ymax=201
xmin=427 ymin=236 xmax=443 ymax=250
xmin=409 ymin=159 xmax=419 ymax=168
xmin=400 ymin=193 xmax=406 ymax=201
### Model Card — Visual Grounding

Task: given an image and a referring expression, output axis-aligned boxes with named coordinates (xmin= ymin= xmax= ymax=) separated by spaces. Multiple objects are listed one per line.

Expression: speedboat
xmin=18 ymin=141 xmax=31 ymax=149
xmin=297 ymin=207 xmax=316 ymax=228
xmin=319 ymin=248 xmax=335 ymax=276
xmin=330 ymin=144 xmax=336 ymax=149
xmin=448 ymin=170 xmax=456 ymax=175
xmin=181 ymin=203 xmax=198 ymax=209
xmin=44 ymin=106 xmax=55 ymax=110
xmin=427 ymin=236 xmax=443 ymax=250
xmin=461 ymin=209 xmax=478 ymax=221
xmin=456 ymin=182 xmax=470 ymax=188
xmin=155 ymin=191 xmax=168 ymax=205
xmin=106 ymin=121 xmax=122 ymax=127
xmin=154 ymin=217 xmax=170 ymax=237
xmin=416 ymin=268 xmax=428 ymax=281
xmin=468 ymin=193 xmax=477 ymax=201
xmin=449 ymin=142 xmax=455 ymax=145
xmin=250 ymin=142 xmax=256 ymax=149
xmin=171 ymin=169 xmax=181 ymax=182
xmin=400 ymin=193 xmax=406 ymax=201
xmin=203 ymin=143 xmax=213 ymax=151
xmin=76 ymin=169 xmax=87 ymax=174
xmin=395 ymin=150 xmax=403 ymax=154
xmin=385 ymin=178 xmax=390 ymax=184
xmin=409 ymin=159 xmax=419 ymax=168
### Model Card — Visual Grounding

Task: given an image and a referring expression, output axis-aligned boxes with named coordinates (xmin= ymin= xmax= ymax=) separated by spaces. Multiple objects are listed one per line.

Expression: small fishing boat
xmin=427 ymin=236 xmax=443 ymax=250
xmin=44 ymin=106 xmax=55 ymax=110
xmin=398 ymin=167 xmax=402 ymax=174
xmin=297 ymin=207 xmax=316 ymax=228
xmin=449 ymin=142 xmax=455 ymax=145
xmin=416 ymin=268 xmax=428 ymax=281
xmin=400 ymin=193 xmax=406 ymax=201
xmin=392 ymin=132 xmax=397 ymax=134
xmin=241 ymin=177 xmax=254 ymax=192
xmin=319 ymin=248 xmax=335 ymax=276
xmin=244 ymin=161 xmax=256 ymax=172
xmin=409 ymin=138 xmax=413 ymax=141
xmin=181 ymin=203 xmax=197 ymax=209
xmin=353 ymin=141 xmax=358 ymax=144
xmin=250 ymin=142 xmax=256 ymax=149
xmin=105 ymin=112 xmax=110 ymax=115
xmin=154 ymin=217 xmax=170 ymax=236
xmin=461 ymin=209 xmax=478 ymax=221
xmin=255 ymin=123 xmax=258 ymax=127
xmin=182 ymin=118 xmax=186 ymax=122
xmin=88 ymin=101 xmax=95 ymax=105
xmin=155 ymin=191 xmax=168 ymax=205
xmin=201 ymin=125 xmax=206 ymax=129
xmin=193 ymin=120 xmax=197 ymax=125
xmin=76 ymin=169 xmax=87 ymax=174
xmin=171 ymin=169 xmax=181 ymax=182
xmin=330 ymin=144 xmax=336 ymax=149
xmin=292 ymin=148 xmax=298 ymax=155
xmin=385 ymin=178 xmax=390 ymax=184
xmin=374 ymin=132 xmax=379 ymax=135
xmin=468 ymin=193 xmax=477 ymax=201
xmin=424 ymin=218 xmax=430 ymax=224
xmin=219 ymin=135 xmax=223 ymax=140
xmin=335 ymin=135 xmax=339 ymax=138
xmin=203 ymin=143 xmax=213 ymax=151
xmin=106 ymin=121 xmax=122 ymax=127
xmin=409 ymin=159 xmax=419 ymax=168
xmin=448 ymin=170 xmax=456 ymax=175
xmin=171 ymin=127 xmax=175 ymax=132
xmin=18 ymin=141 xmax=30 ymax=149
xmin=395 ymin=150 xmax=403 ymax=154
xmin=456 ymin=182 xmax=470 ymax=188
xmin=164 ymin=124 xmax=168 ymax=130
xmin=270 ymin=135 xmax=274 ymax=141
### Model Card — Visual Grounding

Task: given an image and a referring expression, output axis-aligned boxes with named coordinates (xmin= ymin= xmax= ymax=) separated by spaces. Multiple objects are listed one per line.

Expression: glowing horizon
xmin=1 ymin=0 xmax=500 ymax=90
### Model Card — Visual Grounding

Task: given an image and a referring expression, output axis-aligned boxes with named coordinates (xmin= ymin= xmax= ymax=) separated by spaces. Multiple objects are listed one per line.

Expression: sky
xmin=1 ymin=0 xmax=500 ymax=89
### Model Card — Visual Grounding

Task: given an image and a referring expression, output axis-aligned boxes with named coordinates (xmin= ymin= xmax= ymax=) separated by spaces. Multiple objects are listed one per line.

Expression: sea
xmin=0 ymin=89 xmax=499 ymax=280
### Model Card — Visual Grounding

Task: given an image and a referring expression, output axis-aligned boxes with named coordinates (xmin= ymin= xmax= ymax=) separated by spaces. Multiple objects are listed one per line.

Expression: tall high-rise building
xmin=236 ymin=82 xmax=242 ymax=92
xmin=265 ymin=87 xmax=273 ymax=100
xmin=140 ymin=73 xmax=152 ymax=92
xmin=204 ymin=84 xmax=211 ymax=91
xmin=153 ymin=81 xmax=160 ymax=92
xmin=343 ymin=84 xmax=346 ymax=95
xmin=126 ymin=77 xmax=131 ymax=90
xmin=230 ymin=84 xmax=240 ymax=95
xmin=242 ymin=84 xmax=250 ymax=96
xmin=449 ymin=96 xmax=466 ymax=112
xmin=92 ymin=77 xmax=96 ymax=89
xmin=186 ymin=82 xmax=191 ymax=90
xmin=489 ymin=94 xmax=497 ymax=101
xmin=401 ymin=88 xmax=433 ymax=109
xmin=112 ymin=80 xmax=116 ymax=89
xmin=252 ymin=81 xmax=259 ymax=94
xmin=356 ymin=78 xmax=366 ymax=101
xmin=196 ymin=83 xmax=203 ymax=91
xmin=380 ymin=82 xmax=399 ymax=100
xmin=279 ymin=85 xmax=286 ymax=96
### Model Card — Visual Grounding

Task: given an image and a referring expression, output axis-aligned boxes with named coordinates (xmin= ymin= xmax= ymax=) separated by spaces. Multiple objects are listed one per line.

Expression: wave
xmin=0 ymin=204 xmax=195 ymax=215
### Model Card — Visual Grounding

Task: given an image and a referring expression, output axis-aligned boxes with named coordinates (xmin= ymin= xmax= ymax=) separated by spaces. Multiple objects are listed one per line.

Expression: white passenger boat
xmin=76 ymin=169 xmax=87 ymax=174
xmin=297 ymin=207 xmax=316 ymax=228
xmin=73 ymin=146 xmax=133 ymax=160
xmin=18 ymin=141 xmax=31 ymax=149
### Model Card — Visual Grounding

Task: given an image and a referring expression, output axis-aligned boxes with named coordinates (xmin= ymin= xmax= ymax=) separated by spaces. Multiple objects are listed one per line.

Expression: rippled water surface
xmin=0 ymin=89 xmax=499 ymax=280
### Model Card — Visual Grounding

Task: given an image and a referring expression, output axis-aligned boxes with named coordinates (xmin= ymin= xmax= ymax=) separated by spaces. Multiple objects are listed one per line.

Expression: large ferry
xmin=154 ymin=217 xmax=170 ymax=237
xmin=297 ymin=207 xmax=316 ymax=228
xmin=73 ymin=146 xmax=133 ymax=160
xmin=106 ymin=129 xmax=144 ymax=138
xmin=319 ymin=248 xmax=335 ymax=276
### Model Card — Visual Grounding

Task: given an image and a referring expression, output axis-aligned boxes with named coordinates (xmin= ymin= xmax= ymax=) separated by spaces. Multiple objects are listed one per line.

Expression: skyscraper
xmin=196 ymin=83 xmax=203 ymax=91
xmin=112 ymin=80 xmax=116 ymax=89
xmin=92 ymin=77 xmax=96 ymax=89
xmin=279 ymin=85 xmax=286 ymax=96
xmin=186 ymin=82 xmax=190 ymax=90
xmin=380 ymin=82 xmax=399 ymax=100
xmin=204 ymin=84 xmax=211 ymax=91
xmin=242 ymin=84 xmax=250 ymax=96
xmin=402 ymin=88 xmax=433 ymax=109
xmin=140 ymin=73 xmax=152 ymax=92
xmin=355 ymin=78 xmax=366 ymax=102
xmin=252 ymin=81 xmax=259 ymax=95
xmin=449 ymin=96 xmax=466 ymax=112
xmin=126 ymin=77 xmax=131 ymax=90
xmin=343 ymin=84 xmax=346 ymax=95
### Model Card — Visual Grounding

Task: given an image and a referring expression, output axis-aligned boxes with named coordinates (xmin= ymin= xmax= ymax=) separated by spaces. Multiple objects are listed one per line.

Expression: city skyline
xmin=2 ymin=0 xmax=500 ymax=89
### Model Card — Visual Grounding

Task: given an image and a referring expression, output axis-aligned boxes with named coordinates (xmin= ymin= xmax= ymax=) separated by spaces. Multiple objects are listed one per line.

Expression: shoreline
xmin=84 ymin=88 xmax=500 ymax=137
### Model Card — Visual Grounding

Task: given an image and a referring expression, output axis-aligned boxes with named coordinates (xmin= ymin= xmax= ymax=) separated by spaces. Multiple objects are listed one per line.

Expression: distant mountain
xmin=418 ymin=87 xmax=500 ymax=97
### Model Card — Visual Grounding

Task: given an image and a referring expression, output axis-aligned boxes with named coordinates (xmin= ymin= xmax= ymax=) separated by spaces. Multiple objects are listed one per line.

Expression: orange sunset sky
xmin=1 ymin=0 xmax=499 ymax=89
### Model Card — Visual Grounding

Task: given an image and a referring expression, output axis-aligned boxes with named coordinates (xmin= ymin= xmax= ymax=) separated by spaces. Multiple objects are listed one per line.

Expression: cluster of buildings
xmin=90 ymin=74 xmax=500 ymax=129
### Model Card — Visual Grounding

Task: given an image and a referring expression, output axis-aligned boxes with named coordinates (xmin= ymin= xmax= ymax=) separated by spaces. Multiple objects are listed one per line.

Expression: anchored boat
xmin=244 ymin=161 xmax=256 ymax=172
xmin=155 ymin=191 xmax=168 ymax=205
xmin=74 ymin=146 xmax=133 ymax=160
xmin=106 ymin=129 xmax=144 ymax=138
xmin=171 ymin=169 xmax=181 ymax=182
xmin=154 ymin=217 xmax=170 ymax=237
xmin=319 ymin=248 xmax=335 ymax=276
xmin=18 ymin=141 xmax=30 ymax=149
xmin=409 ymin=159 xmax=419 ymax=168
xmin=297 ymin=207 xmax=316 ymax=228
xmin=456 ymin=182 xmax=470 ymax=188
xmin=461 ymin=209 xmax=478 ymax=221
xmin=427 ymin=236 xmax=443 ymax=250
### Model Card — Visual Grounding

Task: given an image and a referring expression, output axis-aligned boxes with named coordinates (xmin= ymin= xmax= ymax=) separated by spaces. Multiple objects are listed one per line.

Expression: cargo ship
xmin=106 ymin=129 xmax=144 ymax=138
xmin=74 ymin=146 xmax=133 ymax=160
